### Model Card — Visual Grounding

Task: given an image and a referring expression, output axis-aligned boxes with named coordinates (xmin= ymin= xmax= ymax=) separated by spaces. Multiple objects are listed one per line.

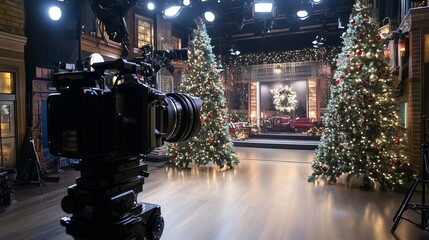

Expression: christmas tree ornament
xmin=365 ymin=52 xmax=373 ymax=58
xmin=355 ymin=49 xmax=362 ymax=55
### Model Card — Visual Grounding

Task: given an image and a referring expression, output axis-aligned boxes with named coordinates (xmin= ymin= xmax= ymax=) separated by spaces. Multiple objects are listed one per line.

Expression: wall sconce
xmin=399 ymin=39 xmax=406 ymax=57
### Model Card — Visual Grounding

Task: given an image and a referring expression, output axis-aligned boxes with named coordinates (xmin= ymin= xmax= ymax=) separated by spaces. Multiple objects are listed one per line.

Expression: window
xmin=0 ymin=72 xmax=14 ymax=94
xmin=172 ymin=35 xmax=182 ymax=49
xmin=136 ymin=15 xmax=154 ymax=48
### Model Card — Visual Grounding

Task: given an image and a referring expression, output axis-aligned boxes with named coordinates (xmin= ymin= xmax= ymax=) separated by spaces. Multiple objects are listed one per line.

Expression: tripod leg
xmin=34 ymin=160 xmax=43 ymax=194
xmin=391 ymin=178 xmax=419 ymax=233
xmin=31 ymin=139 xmax=44 ymax=194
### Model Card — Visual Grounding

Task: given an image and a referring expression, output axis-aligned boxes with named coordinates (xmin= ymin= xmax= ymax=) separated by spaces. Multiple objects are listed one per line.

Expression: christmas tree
xmin=308 ymin=0 xmax=414 ymax=189
xmin=168 ymin=18 xmax=239 ymax=169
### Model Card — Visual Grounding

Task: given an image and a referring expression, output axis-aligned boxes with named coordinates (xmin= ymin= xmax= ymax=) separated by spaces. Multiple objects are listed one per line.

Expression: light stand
xmin=391 ymin=116 xmax=429 ymax=233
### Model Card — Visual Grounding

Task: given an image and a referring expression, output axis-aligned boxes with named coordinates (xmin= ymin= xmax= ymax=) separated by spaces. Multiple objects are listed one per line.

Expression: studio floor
xmin=1 ymin=147 xmax=429 ymax=240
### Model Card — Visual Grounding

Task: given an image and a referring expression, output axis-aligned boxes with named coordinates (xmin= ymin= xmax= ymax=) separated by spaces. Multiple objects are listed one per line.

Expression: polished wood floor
xmin=1 ymin=147 xmax=429 ymax=240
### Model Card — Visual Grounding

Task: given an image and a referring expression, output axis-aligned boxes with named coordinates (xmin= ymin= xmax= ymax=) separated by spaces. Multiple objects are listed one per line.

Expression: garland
xmin=272 ymin=85 xmax=297 ymax=113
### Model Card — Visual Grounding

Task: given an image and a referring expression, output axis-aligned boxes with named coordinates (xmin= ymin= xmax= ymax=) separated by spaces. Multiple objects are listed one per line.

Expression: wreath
xmin=272 ymin=85 xmax=297 ymax=113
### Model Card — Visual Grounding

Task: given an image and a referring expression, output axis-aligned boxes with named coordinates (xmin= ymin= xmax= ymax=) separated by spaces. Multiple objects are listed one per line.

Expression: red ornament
xmin=361 ymin=80 xmax=366 ymax=86
xmin=375 ymin=146 xmax=381 ymax=152
xmin=338 ymin=135 xmax=343 ymax=141
xmin=200 ymin=119 xmax=204 ymax=125
xmin=335 ymin=79 xmax=341 ymax=85
xmin=185 ymin=65 xmax=191 ymax=72
xmin=346 ymin=53 xmax=350 ymax=58
xmin=355 ymin=49 xmax=362 ymax=56
xmin=355 ymin=64 xmax=361 ymax=71
xmin=324 ymin=125 xmax=328 ymax=129
xmin=395 ymin=139 xmax=401 ymax=145
xmin=374 ymin=96 xmax=379 ymax=101
xmin=340 ymin=74 xmax=345 ymax=79
xmin=375 ymin=35 xmax=381 ymax=41
xmin=350 ymin=19 xmax=355 ymax=25
xmin=322 ymin=165 xmax=328 ymax=171
xmin=329 ymin=114 xmax=332 ymax=118
xmin=208 ymin=114 xmax=212 ymax=119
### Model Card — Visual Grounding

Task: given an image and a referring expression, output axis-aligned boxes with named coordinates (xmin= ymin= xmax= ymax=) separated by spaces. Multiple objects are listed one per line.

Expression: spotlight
xmin=229 ymin=45 xmax=240 ymax=55
xmin=255 ymin=3 xmax=273 ymax=12
xmin=204 ymin=11 xmax=215 ymax=22
xmin=337 ymin=17 xmax=345 ymax=29
xmin=296 ymin=1 xmax=311 ymax=20
xmin=253 ymin=0 xmax=275 ymax=18
xmin=162 ymin=0 xmax=182 ymax=18
xmin=182 ymin=0 xmax=191 ymax=7
xmin=311 ymin=0 xmax=322 ymax=5
xmin=147 ymin=1 xmax=155 ymax=11
xmin=48 ymin=6 xmax=62 ymax=21
xmin=312 ymin=34 xmax=326 ymax=48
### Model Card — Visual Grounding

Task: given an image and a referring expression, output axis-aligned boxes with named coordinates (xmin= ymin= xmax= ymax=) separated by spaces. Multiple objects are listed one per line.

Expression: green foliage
xmin=168 ymin=18 xmax=239 ymax=169
xmin=308 ymin=1 xmax=416 ymax=190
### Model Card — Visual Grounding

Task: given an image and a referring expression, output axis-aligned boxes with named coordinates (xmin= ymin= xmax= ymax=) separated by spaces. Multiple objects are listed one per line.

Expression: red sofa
xmin=290 ymin=117 xmax=316 ymax=131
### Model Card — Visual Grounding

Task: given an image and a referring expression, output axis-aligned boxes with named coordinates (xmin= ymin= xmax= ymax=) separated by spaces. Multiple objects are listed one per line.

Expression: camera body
xmin=48 ymin=59 xmax=201 ymax=159
xmin=48 ymin=70 xmax=162 ymax=158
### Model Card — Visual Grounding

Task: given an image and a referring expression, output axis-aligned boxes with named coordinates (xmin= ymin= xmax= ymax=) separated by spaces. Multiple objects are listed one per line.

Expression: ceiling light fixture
xmin=48 ymin=6 xmax=62 ymax=21
xmin=204 ymin=11 xmax=215 ymax=22
xmin=296 ymin=1 xmax=312 ymax=20
xmin=162 ymin=0 xmax=182 ymax=18
xmin=311 ymin=0 xmax=322 ymax=5
xmin=147 ymin=1 xmax=155 ymax=11
xmin=312 ymin=34 xmax=326 ymax=48
xmin=182 ymin=0 xmax=191 ymax=7
xmin=229 ymin=45 xmax=240 ymax=55
xmin=253 ymin=0 xmax=275 ymax=18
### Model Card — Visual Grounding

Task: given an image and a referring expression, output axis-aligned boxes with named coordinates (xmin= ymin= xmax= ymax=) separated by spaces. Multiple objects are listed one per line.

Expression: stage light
xmin=297 ymin=1 xmax=311 ymax=20
xmin=253 ymin=0 xmax=275 ymax=18
xmin=204 ymin=11 xmax=215 ymax=22
xmin=182 ymin=0 xmax=191 ymax=6
xmin=311 ymin=0 xmax=322 ymax=5
xmin=162 ymin=0 xmax=182 ymax=18
xmin=312 ymin=34 xmax=326 ymax=48
xmin=255 ymin=2 xmax=273 ymax=13
xmin=147 ymin=1 xmax=155 ymax=10
xmin=229 ymin=45 xmax=240 ymax=55
xmin=338 ymin=17 xmax=345 ymax=29
xmin=48 ymin=6 xmax=62 ymax=21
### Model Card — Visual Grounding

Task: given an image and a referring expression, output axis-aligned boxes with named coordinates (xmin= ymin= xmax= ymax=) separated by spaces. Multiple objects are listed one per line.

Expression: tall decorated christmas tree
xmin=308 ymin=0 xmax=414 ymax=189
xmin=168 ymin=18 xmax=239 ymax=169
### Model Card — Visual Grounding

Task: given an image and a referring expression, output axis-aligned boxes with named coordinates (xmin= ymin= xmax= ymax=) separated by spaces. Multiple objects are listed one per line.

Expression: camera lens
xmin=162 ymin=93 xmax=202 ymax=142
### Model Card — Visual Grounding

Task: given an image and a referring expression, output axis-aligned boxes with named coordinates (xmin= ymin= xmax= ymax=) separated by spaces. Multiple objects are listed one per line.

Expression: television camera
xmin=47 ymin=57 xmax=202 ymax=239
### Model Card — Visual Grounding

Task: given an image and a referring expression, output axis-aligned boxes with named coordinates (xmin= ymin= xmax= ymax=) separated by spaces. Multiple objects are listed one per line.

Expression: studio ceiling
xmin=159 ymin=0 xmax=356 ymax=55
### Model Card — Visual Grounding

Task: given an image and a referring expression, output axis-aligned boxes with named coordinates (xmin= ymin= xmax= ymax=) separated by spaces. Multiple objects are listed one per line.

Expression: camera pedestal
xmin=61 ymin=202 xmax=163 ymax=240
xmin=60 ymin=155 xmax=164 ymax=240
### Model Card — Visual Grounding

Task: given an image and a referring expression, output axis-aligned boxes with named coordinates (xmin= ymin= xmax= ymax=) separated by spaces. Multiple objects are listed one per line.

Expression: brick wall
xmin=0 ymin=0 xmax=24 ymax=36
xmin=399 ymin=7 xmax=429 ymax=168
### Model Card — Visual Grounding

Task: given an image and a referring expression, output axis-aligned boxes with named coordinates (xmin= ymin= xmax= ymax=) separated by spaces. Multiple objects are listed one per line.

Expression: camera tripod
xmin=17 ymin=128 xmax=44 ymax=194
xmin=391 ymin=117 xmax=429 ymax=233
